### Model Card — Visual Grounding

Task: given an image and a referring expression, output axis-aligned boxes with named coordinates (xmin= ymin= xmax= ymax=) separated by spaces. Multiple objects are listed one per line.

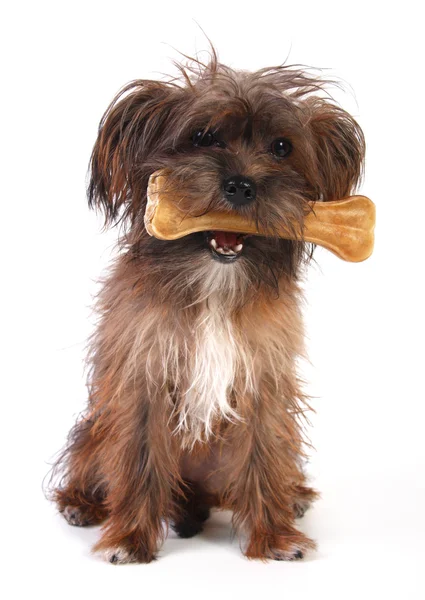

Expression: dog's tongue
xmin=214 ymin=231 xmax=238 ymax=248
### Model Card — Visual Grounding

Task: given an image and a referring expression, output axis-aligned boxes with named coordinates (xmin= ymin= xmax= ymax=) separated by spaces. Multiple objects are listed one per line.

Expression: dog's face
xmin=89 ymin=57 xmax=364 ymax=297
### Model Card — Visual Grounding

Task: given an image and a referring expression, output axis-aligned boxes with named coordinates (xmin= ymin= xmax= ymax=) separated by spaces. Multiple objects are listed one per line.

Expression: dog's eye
xmin=192 ymin=130 xmax=224 ymax=148
xmin=271 ymin=138 xmax=293 ymax=158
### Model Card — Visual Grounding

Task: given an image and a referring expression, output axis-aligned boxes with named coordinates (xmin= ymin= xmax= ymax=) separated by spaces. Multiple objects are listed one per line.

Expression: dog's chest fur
xmin=142 ymin=261 xmax=297 ymax=447
xmin=169 ymin=263 xmax=257 ymax=445
xmin=176 ymin=298 xmax=247 ymax=443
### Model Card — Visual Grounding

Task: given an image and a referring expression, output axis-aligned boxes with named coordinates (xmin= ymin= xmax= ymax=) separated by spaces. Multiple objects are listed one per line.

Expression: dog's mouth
xmin=204 ymin=231 xmax=247 ymax=262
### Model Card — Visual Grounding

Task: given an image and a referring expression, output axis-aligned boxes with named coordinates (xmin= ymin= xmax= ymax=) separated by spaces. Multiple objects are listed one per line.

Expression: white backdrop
xmin=1 ymin=1 xmax=424 ymax=598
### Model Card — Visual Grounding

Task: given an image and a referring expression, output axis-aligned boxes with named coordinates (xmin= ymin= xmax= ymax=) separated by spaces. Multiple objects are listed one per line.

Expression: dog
xmin=50 ymin=50 xmax=365 ymax=564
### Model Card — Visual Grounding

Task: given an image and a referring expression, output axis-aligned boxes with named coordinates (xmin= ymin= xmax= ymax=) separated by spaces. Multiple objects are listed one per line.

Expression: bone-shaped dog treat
xmin=145 ymin=172 xmax=375 ymax=262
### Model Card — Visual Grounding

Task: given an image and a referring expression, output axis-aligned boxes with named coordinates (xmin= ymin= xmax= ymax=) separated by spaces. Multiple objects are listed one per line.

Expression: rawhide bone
xmin=145 ymin=171 xmax=375 ymax=262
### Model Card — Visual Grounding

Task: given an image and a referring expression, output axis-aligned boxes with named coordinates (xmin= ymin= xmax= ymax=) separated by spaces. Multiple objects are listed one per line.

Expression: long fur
xmin=48 ymin=48 xmax=365 ymax=563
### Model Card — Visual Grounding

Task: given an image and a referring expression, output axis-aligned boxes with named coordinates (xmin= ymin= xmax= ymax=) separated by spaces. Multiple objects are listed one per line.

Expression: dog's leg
xmin=52 ymin=417 xmax=108 ymax=527
xmin=92 ymin=396 xmax=182 ymax=564
xmin=171 ymin=481 xmax=211 ymax=538
xmin=225 ymin=384 xmax=317 ymax=561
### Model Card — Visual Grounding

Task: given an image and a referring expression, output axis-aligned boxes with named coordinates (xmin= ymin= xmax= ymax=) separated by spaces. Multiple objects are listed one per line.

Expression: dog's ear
xmin=306 ymin=98 xmax=365 ymax=200
xmin=88 ymin=81 xmax=177 ymax=226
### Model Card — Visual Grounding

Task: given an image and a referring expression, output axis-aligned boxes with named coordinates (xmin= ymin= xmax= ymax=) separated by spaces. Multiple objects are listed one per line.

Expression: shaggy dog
xmin=50 ymin=50 xmax=364 ymax=563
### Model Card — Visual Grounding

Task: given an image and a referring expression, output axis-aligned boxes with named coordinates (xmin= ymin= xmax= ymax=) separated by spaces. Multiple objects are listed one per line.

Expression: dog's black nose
xmin=222 ymin=176 xmax=256 ymax=206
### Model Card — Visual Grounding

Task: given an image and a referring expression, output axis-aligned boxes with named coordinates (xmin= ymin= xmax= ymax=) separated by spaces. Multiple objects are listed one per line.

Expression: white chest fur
xmin=177 ymin=298 xmax=239 ymax=443
xmin=175 ymin=262 xmax=256 ymax=446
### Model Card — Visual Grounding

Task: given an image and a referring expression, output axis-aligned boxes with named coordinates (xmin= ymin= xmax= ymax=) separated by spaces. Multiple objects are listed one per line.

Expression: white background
xmin=1 ymin=1 xmax=424 ymax=598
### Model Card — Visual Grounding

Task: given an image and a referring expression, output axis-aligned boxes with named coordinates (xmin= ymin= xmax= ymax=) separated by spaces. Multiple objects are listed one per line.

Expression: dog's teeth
xmin=210 ymin=236 xmax=242 ymax=257
xmin=215 ymin=246 xmax=236 ymax=256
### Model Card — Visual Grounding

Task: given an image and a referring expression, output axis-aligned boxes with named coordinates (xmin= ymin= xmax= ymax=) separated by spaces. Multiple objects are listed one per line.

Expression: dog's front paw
xmin=270 ymin=545 xmax=305 ymax=561
xmin=268 ymin=532 xmax=316 ymax=561
xmin=245 ymin=530 xmax=316 ymax=561
xmin=102 ymin=546 xmax=136 ymax=565
xmin=95 ymin=533 xmax=157 ymax=564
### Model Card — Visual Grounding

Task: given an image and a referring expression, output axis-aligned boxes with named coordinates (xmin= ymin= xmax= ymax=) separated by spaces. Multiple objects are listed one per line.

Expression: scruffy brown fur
xmin=49 ymin=49 xmax=365 ymax=563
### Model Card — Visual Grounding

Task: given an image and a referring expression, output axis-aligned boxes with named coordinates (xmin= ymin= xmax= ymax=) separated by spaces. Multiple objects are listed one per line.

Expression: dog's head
xmin=88 ymin=53 xmax=364 ymax=299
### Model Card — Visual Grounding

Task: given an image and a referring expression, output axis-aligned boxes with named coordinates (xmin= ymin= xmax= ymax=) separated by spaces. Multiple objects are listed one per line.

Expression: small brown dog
xmin=51 ymin=50 xmax=365 ymax=563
